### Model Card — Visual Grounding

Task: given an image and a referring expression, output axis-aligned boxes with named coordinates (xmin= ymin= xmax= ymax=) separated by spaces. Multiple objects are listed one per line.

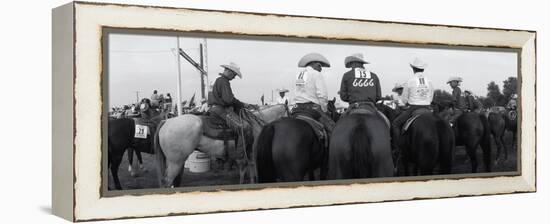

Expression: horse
xmin=107 ymin=99 xmax=167 ymax=190
xmin=254 ymin=103 xmax=337 ymax=183
xmin=487 ymin=111 xmax=507 ymax=163
xmin=504 ymin=108 xmax=518 ymax=150
xmin=327 ymin=104 xmax=394 ymax=179
xmin=378 ymin=103 xmax=453 ymax=176
xmin=153 ymin=104 xmax=287 ymax=188
xmin=439 ymin=105 xmax=492 ymax=173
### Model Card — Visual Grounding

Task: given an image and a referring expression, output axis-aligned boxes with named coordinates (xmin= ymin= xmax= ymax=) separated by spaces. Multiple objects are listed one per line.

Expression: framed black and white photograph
xmin=52 ymin=1 xmax=536 ymax=221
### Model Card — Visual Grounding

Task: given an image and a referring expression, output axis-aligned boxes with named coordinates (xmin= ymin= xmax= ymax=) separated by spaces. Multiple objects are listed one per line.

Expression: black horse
xmin=328 ymin=108 xmax=394 ymax=179
xmin=108 ymin=99 xmax=166 ymax=190
xmin=448 ymin=110 xmax=493 ymax=173
xmin=255 ymin=104 xmax=337 ymax=183
xmin=379 ymin=103 xmax=453 ymax=176
xmin=504 ymin=109 xmax=518 ymax=150
xmin=488 ymin=112 xmax=507 ymax=162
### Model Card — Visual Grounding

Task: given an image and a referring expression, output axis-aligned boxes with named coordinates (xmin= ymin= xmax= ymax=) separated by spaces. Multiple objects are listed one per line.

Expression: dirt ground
xmin=109 ymin=131 xmax=518 ymax=190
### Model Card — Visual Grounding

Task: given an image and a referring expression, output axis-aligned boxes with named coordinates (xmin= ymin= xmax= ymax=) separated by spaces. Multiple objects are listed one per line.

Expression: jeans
xmin=294 ymin=102 xmax=335 ymax=135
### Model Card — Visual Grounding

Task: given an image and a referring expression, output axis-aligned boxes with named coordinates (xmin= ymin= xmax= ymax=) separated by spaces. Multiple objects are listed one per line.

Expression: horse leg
xmin=465 ymin=145 xmax=478 ymax=173
xmin=127 ymin=148 xmax=135 ymax=174
xmin=136 ymin=151 xmax=147 ymax=171
xmin=502 ymin=134 xmax=508 ymax=161
xmin=164 ymin=162 xmax=184 ymax=188
xmin=308 ymin=169 xmax=315 ymax=181
xmin=110 ymin=154 xmax=123 ymax=190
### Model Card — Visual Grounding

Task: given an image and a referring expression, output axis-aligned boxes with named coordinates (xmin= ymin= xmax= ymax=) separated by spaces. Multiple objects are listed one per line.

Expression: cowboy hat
xmin=220 ymin=62 xmax=242 ymax=78
xmin=447 ymin=76 xmax=463 ymax=83
xmin=298 ymin=53 xmax=331 ymax=67
xmin=276 ymin=88 xmax=289 ymax=93
xmin=344 ymin=53 xmax=369 ymax=68
xmin=410 ymin=57 xmax=428 ymax=69
xmin=392 ymin=82 xmax=405 ymax=92
xmin=464 ymin=90 xmax=472 ymax=94
xmin=511 ymin=93 xmax=518 ymax=99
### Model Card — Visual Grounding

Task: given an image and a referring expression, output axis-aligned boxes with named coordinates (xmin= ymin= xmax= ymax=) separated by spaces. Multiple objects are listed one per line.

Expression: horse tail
xmin=350 ymin=117 xmax=373 ymax=178
xmin=256 ymin=123 xmax=276 ymax=183
xmin=436 ymin=118 xmax=453 ymax=174
xmin=154 ymin=120 xmax=167 ymax=187
xmin=479 ymin=113 xmax=492 ymax=172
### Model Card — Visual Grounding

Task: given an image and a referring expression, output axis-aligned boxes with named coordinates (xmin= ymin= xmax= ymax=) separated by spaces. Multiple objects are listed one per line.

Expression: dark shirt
xmin=339 ymin=68 xmax=381 ymax=104
xmin=208 ymin=76 xmax=243 ymax=108
xmin=452 ymin=87 xmax=466 ymax=109
xmin=465 ymin=95 xmax=478 ymax=110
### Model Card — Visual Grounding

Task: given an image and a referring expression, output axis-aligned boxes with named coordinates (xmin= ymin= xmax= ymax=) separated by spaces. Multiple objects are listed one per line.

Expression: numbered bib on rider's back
xmin=354 ymin=68 xmax=371 ymax=79
xmin=296 ymin=69 xmax=309 ymax=86
xmin=134 ymin=124 xmax=149 ymax=139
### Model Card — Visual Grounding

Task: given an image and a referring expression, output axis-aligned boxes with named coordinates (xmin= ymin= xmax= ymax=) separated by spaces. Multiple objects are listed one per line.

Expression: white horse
xmin=154 ymin=104 xmax=288 ymax=188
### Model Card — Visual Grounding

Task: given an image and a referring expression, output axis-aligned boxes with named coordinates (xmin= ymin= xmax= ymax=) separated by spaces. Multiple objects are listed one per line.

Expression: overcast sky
xmin=108 ymin=33 xmax=517 ymax=108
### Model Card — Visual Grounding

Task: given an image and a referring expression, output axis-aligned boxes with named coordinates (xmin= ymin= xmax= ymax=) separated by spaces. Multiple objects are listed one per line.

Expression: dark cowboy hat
xmin=344 ymin=53 xmax=369 ymax=68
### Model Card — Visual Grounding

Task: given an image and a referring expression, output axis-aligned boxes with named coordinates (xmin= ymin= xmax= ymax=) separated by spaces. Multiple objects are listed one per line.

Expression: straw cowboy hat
xmin=410 ymin=57 xmax=428 ymax=69
xmin=298 ymin=53 xmax=331 ymax=67
xmin=447 ymin=76 xmax=463 ymax=83
xmin=392 ymin=82 xmax=405 ymax=92
xmin=344 ymin=53 xmax=369 ymax=68
xmin=276 ymin=88 xmax=289 ymax=93
xmin=220 ymin=62 xmax=242 ymax=78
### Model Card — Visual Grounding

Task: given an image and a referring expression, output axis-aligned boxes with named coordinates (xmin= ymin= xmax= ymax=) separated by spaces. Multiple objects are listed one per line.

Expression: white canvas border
xmin=71 ymin=2 xmax=536 ymax=221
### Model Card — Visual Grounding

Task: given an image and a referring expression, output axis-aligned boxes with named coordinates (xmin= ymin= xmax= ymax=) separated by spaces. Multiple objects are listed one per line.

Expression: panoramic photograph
xmin=105 ymin=31 xmax=519 ymax=191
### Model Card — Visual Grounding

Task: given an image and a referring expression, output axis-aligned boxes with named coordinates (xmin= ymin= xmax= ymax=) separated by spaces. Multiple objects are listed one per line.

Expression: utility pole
xmin=203 ymin=38 xmax=209 ymax=100
xmin=175 ymin=37 xmax=183 ymax=116
xmin=199 ymin=43 xmax=205 ymax=99
xmin=135 ymin=91 xmax=140 ymax=104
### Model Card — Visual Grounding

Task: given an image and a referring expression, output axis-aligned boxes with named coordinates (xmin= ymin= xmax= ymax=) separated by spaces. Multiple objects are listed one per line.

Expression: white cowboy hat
xmin=511 ymin=93 xmax=518 ymax=99
xmin=298 ymin=53 xmax=331 ymax=67
xmin=447 ymin=76 xmax=463 ymax=83
xmin=410 ymin=57 xmax=428 ymax=69
xmin=392 ymin=82 xmax=405 ymax=92
xmin=344 ymin=53 xmax=369 ymax=68
xmin=276 ymin=88 xmax=289 ymax=93
xmin=220 ymin=62 xmax=242 ymax=78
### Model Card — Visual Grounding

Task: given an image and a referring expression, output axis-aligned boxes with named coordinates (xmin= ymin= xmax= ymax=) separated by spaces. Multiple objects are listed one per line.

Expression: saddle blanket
xmin=295 ymin=115 xmax=328 ymax=147
xmin=200 ymin=116 xmax=236 ymax=140
xmin=402 ymin=108 xmax=432 ymax=133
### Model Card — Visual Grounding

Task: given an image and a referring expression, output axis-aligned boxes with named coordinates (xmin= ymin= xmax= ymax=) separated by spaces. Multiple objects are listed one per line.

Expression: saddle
xmin=294 ymin=115 xmax=329 ymax=148
xmin=347 ymin=102 xmax=391 ymax=128
xmin=402 ymin=107 xmax=433 ymax=133
xmin=200 ymin=115 xmax=237 ymax=140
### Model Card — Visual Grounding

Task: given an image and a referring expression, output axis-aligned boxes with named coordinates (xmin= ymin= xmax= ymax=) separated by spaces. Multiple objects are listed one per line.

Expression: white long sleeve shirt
xmin=401 ymin=72 xmax=434 ymax=106
xmin=275 ymin=95 xmax=290 ymax=105
xmin=294 ymin=66 xmax=329 ymax=112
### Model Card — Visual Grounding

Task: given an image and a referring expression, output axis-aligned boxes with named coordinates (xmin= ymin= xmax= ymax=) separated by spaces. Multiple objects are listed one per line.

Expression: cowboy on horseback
xmin=293 ymin=53 xmax=335 ymax=134
xmin=464 ymin=90 xmax=481 ymax=113
xmin=391 ymin=82 xmax=406 ymax=110
xmin=207 ymin=62 xmax=255 ymax=165
xmin=447 ymin=76 xmax=466 ymax=126
xmin=391 ymin=58 xmax=434 ymax=155
xmin=339 ymin=53 xmax=382 ymax=114
xmin=507 ymin=93 xmax=518 ymax=110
